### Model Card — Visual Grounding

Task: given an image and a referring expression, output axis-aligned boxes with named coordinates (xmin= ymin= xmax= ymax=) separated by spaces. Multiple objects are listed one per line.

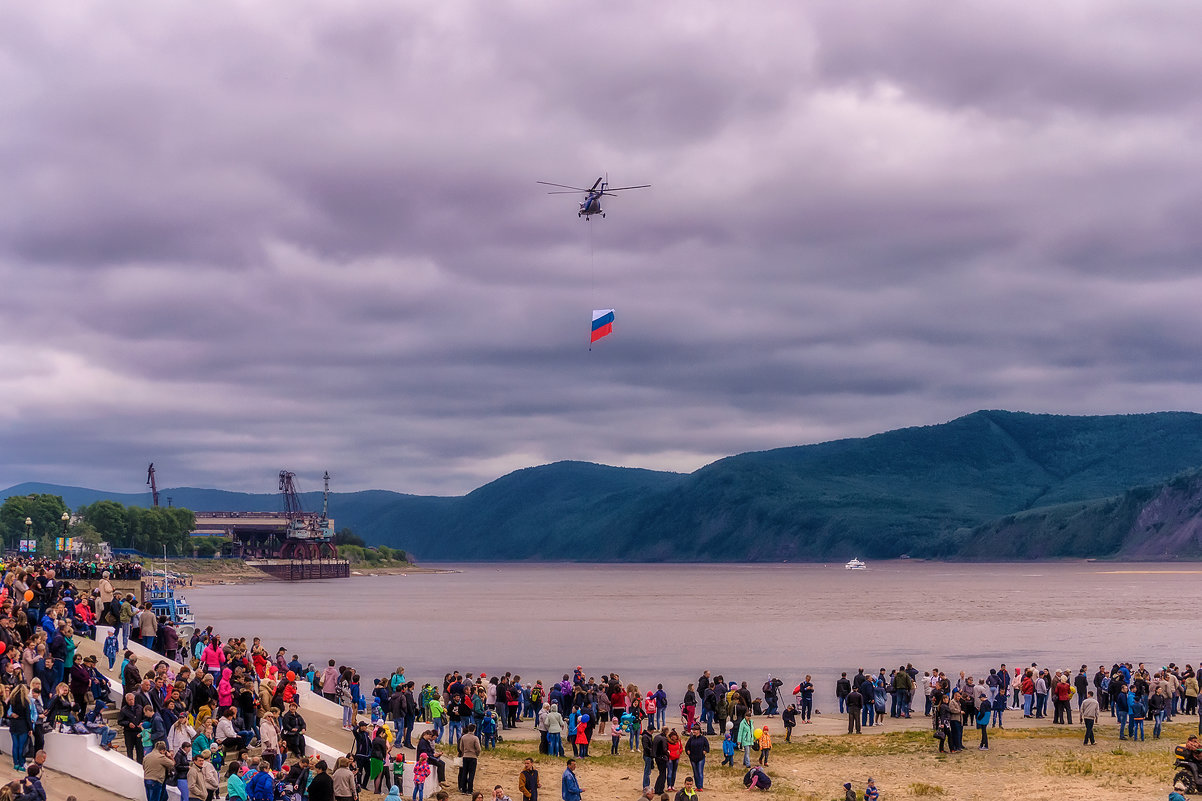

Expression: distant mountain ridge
xmin=7 ymin=410 xmax=1202 ymax=560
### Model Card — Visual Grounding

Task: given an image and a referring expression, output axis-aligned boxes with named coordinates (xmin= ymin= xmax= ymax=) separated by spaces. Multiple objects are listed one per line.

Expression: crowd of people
xmin=2 ymin=561 xmax=1199 ymax=800
xmin=1 ymin=557 xmax=143 ymax=581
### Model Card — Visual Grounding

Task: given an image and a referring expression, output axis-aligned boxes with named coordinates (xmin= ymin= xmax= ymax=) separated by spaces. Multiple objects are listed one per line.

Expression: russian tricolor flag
xmin=590 ymin=309 xmax=615 ymax=343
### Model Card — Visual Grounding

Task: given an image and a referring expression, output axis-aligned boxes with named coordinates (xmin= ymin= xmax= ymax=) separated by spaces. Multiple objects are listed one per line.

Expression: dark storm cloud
xmin=2 ymin=1 xmax=1202 ymax=497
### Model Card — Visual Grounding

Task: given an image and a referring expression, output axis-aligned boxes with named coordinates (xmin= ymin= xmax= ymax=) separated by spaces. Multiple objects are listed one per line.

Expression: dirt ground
xmin=362 ymin=712 xmax=1195 ymax=801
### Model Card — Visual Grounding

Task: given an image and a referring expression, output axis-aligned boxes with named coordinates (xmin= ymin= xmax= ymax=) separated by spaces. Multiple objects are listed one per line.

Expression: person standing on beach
xmin=1075 ymin=667 xmax=1090 ymax=711
xmin=894 ymin=667 xmax=914 ymax=718
xmin=544 ymin=704 xmax=565 ymax=757
xmin=736 ymin=711 xmax=756 ymax=765
xmin=797 ymin=676 xmax=814 ymax=724
xmin=975 ymin=697 xmax=991 ymax=749
xmin=712 ymin=682 xmax=728 ymax=736
xmin=640 ymin=725 xmax=655 ymax=790
xmin=458 ymin=724 xmax=481 ymax=795
xmin=519 ymin=757 xmax=539 ymax=801
xmin=1021 ymin=670 xmax=1035 ymax=718
xmin=651 ymin=727 xmax=669 ymax=795
xmin=836 ymin=673 xmax=851 ymax=715
xmin=845 ymin=686 xmax=862 ymax=734
xmin=947 ymin=692 xmax=964 ymax=752
xmin=560 ymin=759 xmax=582 ymax=801
xmin=684 ymin=725 xmax=708 ymax=790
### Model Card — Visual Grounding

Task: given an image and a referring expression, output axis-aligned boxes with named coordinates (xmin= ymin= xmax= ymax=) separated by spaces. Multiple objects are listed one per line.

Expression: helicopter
xmin=537 ymin=175 xmax=650 ymax=219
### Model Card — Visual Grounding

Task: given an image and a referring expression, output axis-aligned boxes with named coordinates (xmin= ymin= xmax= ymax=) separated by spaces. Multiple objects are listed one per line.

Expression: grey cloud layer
xmin=2 ymin=1 xmax=1201 ymax=496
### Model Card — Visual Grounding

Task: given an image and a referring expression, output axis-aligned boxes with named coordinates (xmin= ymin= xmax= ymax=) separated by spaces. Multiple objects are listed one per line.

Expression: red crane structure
xmin=147 ymin=463 xmax=160 ymax=508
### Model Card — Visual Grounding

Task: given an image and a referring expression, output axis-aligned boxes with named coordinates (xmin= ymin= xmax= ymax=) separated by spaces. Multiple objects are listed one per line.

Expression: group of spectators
xmin=1 ymin=558 xmax=143 ymax=581
xmin=5 ymin=557 xmax=1199 ymax=801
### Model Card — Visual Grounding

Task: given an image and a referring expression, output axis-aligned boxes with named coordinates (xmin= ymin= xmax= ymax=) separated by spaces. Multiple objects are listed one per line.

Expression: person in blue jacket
xmin=991 ymin=687 xmax=1007 ymax=729
xmin=561 ymin=759 xmax=582 ymax=801
xmin=976 ymin=702 xmax=992 ymax=750
xmin=1129 ymin=692 xmax=1147 ymax=741
xmin=1115 ymin=683 xmax=1130 ymax=738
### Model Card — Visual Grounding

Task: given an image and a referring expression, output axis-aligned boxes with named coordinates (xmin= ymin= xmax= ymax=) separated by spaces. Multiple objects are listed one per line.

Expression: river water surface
xmin=187 ymin=561 xmax=1200 ymax=706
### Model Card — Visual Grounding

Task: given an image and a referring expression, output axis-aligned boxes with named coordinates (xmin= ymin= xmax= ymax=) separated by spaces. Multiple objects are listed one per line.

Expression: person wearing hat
xmin=864 ymin=777 xmax=879 ymax=801
xmin=843 ymin=782 xmax=855 ymax=801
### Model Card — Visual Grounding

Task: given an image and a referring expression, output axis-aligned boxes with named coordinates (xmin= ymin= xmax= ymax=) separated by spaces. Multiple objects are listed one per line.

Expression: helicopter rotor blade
xmin=603 ymin=184 xmax=651 ymax=192
xmin=545 ymin=190 xmax=584 ymax=194
xmin=590 ymin=176 xmax=604 ymax=191
xmin=537 ymin=181 xmax=591 ymax=192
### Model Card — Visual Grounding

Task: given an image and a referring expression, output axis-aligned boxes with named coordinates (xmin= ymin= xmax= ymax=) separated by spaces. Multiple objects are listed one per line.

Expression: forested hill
xmin=7 ymin=410 xmax=1202 ymax=561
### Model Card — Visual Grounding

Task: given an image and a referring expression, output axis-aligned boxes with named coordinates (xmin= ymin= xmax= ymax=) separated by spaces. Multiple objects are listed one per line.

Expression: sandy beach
xmin=386 ymin=713 xmax=1192 ymax=801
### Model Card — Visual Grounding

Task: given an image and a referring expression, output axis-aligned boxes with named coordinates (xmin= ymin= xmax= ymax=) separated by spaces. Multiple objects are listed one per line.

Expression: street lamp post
xmin=24 ymin=516 xmax=32 ymax=553
xmin=61 ymin=512 xmax=70 ymax=552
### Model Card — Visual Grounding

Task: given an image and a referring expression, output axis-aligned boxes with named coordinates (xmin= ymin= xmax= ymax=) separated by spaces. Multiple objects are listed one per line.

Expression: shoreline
xmin=156 ymin=558 xmax=457 ymax=585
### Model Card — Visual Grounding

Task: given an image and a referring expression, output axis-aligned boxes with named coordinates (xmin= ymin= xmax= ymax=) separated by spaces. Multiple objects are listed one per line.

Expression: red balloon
xmin=286 ymin=671 xmax=296 ymax=681
xmin=0 ymin=642 xmax=7 ymax=656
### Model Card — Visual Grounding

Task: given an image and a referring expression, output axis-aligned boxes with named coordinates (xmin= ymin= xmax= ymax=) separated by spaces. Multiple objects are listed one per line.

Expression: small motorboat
xmin=845 ymin=558 xmax=867 ymax=570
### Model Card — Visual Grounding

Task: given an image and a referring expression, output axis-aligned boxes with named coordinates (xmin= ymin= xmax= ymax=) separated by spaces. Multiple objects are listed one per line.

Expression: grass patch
xmin=908 ymin=782 xmax=947 ymax=796
xmin=780 ymin=728 xmax=936 ymax=757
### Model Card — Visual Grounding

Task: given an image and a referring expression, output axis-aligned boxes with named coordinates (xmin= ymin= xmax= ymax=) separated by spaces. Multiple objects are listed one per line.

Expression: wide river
xmin=187 ymin=561 xmax=1199 ymax=706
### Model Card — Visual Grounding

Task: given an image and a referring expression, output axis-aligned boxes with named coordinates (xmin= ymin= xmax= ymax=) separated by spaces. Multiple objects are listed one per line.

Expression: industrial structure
xmin=190 ymin=470 xmax=348 ymax=580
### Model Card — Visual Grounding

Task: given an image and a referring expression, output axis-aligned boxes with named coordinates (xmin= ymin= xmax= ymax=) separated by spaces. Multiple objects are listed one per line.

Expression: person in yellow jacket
xmin=757 ymin=726 xmax=772 ymax=766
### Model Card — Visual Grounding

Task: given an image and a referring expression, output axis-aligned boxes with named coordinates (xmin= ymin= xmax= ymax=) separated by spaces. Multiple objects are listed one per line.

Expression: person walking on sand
xmin=1081 ymin=690 xmax=1099 ymax=745
xmin=843 ymin=782 xmax=855 ymax=801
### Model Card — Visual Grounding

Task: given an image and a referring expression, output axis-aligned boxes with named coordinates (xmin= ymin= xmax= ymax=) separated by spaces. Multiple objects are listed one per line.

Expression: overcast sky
xmin=3 ymin=1 xmax=1202 ymax=496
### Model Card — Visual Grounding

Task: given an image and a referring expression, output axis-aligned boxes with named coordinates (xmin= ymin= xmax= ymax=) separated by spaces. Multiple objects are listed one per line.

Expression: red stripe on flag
xmin=590 ymin=323 xmax=613 ymax=343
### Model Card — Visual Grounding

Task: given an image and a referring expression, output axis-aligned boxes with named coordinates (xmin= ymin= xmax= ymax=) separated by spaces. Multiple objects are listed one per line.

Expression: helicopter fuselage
xmin=578 ymin=193 xmax=604 ymax=217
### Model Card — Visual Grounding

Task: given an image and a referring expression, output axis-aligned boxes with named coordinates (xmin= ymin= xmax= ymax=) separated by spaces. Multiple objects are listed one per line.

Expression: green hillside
xmin=961 ymin=467 xmax=1202 ymax=560
xmin=8 ymin=410 xmax=1202 ymax=561
xmin=373 ymin=410 xmax=1202 ymax=560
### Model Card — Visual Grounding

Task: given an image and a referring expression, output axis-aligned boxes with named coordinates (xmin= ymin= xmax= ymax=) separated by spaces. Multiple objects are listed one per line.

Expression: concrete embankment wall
xmin=67 ymin=578 xmax=144 ymax=602
xmin=83 ymin=628 xmax=440 ymax=797
xmin=0 ymin=727 xmax=182 ymax=801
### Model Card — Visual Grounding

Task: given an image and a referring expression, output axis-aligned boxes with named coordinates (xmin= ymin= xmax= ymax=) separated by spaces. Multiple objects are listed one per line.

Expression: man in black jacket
xmin=845 ymin=688 xmax=863 ymax=734
xmin=117 ymin=693 xmax=144 ymax=761
xmin=651 ymin=728 xmax=669 ymax=794
xmin=836 ymin=673 xmax=852 ymax=714
xmin=401 ymin=683 xmax=418 ymax=748
xmin=640 ymin=726 xmax=655 ymax=790
xmin=684 ymin=725 xmax=709 ymax=790
xmin=308 ymin=760 xmax=334 ymax=801
xmin=281 ymin=702 xmax=307 ymax=759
